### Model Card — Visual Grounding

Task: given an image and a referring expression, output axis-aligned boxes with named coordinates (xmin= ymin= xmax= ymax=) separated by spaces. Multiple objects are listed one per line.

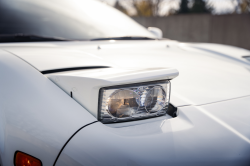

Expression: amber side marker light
xmin=14 ymin=151 xmax=42 ymax=166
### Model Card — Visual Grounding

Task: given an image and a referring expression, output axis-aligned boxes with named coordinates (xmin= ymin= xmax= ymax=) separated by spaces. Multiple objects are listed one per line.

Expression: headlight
xmin=98 ymin=80 xmax=170 ymax=123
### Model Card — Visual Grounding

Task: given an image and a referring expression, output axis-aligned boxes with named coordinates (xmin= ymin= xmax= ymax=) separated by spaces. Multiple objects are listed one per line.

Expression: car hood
xmin=0 ymin=43 xmax=113 ymax=71
xmin=1 ymin=40 xmax=250 ymax=107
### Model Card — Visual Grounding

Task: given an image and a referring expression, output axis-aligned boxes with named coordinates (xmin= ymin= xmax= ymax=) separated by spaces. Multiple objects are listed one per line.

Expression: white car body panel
xmin=1 ymin=40 xmax=250 ymax=166
xmin=2 ymin=40 xmax=250 ymax=107
xmin=179 ymin=42 xmax=250 ymax=64
xmin=2 ymin=46 xmax=112 ymax=71
xmin=47 ymin=68 xmax=178 ymax=117
xmin=1 ymin=0 xmax=250 ymax=165
xmin=55 ymin=96 xmax=250 ymax=166
xmin=0 ymin=50 xmax=96 ymax=166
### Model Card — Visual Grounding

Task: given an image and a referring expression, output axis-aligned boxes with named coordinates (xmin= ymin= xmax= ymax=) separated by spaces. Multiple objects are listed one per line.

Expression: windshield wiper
xmin=91 ymin=36 xmax=156 ymax=41
xmin=0 ymin=34 xmax=70 ymax=43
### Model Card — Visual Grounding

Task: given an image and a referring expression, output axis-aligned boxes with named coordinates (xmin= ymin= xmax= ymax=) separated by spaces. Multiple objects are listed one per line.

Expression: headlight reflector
xmin=145 ymin=86 xmax=166 ymax=113
xmin=99 ymin=80 xmax=170 ymax=123
xmin=108 ymin=89 xmax=139 ymax=118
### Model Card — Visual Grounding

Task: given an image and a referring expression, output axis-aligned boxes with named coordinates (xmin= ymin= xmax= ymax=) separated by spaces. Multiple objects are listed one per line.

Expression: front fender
xmin=0 ymin=49 xmax=96 ymax=166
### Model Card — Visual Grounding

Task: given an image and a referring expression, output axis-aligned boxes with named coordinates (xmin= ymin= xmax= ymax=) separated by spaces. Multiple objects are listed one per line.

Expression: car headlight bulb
xmin=108 ymin=90 xmax=139 ymax=118
xmin=145 ymin=86 xmax=166 ymax=113
xmin=99 ymin=80 xmax=170 ymax=123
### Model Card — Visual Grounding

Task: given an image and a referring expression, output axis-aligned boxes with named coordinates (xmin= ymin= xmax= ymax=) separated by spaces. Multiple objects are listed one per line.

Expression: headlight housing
xmin=98 ymin=80 xmax=170 ymax=123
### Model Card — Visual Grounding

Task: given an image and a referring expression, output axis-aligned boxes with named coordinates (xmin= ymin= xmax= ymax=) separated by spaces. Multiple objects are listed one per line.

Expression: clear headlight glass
xmin=98 ymin=80 xmax=170 ymax=123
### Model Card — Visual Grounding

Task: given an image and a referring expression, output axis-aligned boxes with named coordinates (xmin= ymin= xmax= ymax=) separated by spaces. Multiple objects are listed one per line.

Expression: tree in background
xmin=132 ymin=0 xmax=154 ymax=16
xmin=176 ymin=0 xmax=189 ymax=14
xmin=113 ymin=0 xmax=176 ymax=17
xmin=234 ymin=0 xmax=250 ymax=13
xmin=190 ymin=0 xmax=213 ymax=13
xmin=129 ymin=0 xmax=166 ymax=17
xmin=110 ymin=0 xmax=250 ymax=16
xmin=114 ymin=0 xmax=129 ymax=15
xmin=176 ymin=0 xmax=213 ymax=14
xmin=241 ymin=0 xmax=250 ymax=13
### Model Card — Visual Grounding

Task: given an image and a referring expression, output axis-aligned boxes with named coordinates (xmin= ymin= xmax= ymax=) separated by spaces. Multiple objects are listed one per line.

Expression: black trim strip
xmin=53 ymin=121 xmax=98 ymax=166
xmin=41 ymin=66 xmax=110 ymax=74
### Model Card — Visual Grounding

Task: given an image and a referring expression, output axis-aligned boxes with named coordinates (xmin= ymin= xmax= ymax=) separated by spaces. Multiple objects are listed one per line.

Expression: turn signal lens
xmin=15 ymin=151 xmax=42 ymax=166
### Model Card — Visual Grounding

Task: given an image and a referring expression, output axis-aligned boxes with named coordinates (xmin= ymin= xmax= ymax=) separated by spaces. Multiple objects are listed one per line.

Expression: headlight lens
xmin=99 ymin=80 xmax=170 ymax=123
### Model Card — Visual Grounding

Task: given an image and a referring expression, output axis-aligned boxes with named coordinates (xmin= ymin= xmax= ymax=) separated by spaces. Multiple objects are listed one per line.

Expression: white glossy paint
xmin=179 ymin=43 xmax=250 ymax=66
xmin=0 ymin=50 xmax=96 ymax=166
xmin=1 ymin=36 xmax=250 ymax=166
xmin=2 ymin=46 xmax=113 ymax=71
xmin=0 ymin=0 xmax=250 ymax=165
xmin=56 ymin=96 xmax=250 ymax=166
xmin=47 ymin=68 xmax=178 ymax=117
xmin=2 ymin=40 xmax=250 ymax=107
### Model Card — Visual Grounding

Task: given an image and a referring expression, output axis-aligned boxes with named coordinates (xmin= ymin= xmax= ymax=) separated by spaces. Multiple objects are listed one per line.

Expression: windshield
xmin=0 ymin=0 xmax=155 ymax=40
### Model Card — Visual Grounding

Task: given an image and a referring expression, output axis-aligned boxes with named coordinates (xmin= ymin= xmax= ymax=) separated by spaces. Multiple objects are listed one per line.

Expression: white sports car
xmin=0 ymin=0 xmax=250 ymax=166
